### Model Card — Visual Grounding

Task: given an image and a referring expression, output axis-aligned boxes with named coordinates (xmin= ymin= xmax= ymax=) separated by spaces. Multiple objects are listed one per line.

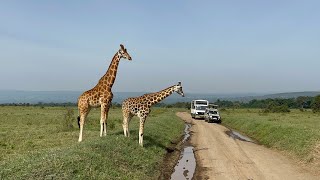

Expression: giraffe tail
xmin=77 ymin=116 xmax=80 ymax=129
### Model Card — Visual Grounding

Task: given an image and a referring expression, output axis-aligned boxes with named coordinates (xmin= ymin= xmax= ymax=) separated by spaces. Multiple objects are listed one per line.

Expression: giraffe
xmin=77 ymin=44 xmax=132 ymax=142
xmin=122 ymin=82 xmax=184 ymax=146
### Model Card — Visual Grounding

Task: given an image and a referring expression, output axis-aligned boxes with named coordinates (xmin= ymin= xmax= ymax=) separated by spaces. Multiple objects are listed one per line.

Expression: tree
xmin=296 ymin=96 xmax=308 ymax=108
xmin=312 ymin=95 xmax=320 ymax=112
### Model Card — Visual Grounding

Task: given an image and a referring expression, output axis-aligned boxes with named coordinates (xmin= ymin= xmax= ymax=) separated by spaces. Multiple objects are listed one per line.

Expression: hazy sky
xmin=0 ymin=1 xmax=319 ymax=93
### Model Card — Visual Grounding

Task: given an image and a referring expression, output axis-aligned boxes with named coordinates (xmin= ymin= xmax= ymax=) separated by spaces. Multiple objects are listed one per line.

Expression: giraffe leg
xmin=122 ymin=109 xmax=131 ymax=137
xmin=139 ymin=117 xmax=146 ymax=147
xmin=78 ymin=114 xmax=87 ymax=142
xmin=104 ymin=103 xmax=111 ymax=136
xmin=100 ymin=106 xmax=104 ymax=137
xmin=78 ymin=102 xmax=89 ymax=142
xmin=100 ymin=104 xmax=107 ymax=137
xmin=126 ymin=117 xmax=131 ymax=137
xmin=123 ymin=116 xmax=128 ymax=137
xmin=126 ymin=121 xmax=130 ymax=137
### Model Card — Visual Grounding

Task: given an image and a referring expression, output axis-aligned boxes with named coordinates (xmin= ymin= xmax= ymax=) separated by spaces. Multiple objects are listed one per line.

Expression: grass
xmin=0 ymin=106 xmax=185 ymax=179
xmin=221 ymin=109 xmax=320 ymax=163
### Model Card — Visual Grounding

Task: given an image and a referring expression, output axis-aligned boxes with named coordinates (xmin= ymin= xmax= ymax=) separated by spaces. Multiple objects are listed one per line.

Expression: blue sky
xmin=0 ymin=1 xmax=319 ymax=93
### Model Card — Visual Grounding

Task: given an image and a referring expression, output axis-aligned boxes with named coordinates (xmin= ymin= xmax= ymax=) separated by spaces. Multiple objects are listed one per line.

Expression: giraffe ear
xmin=120 ymin=44 xmax=125 ymax=50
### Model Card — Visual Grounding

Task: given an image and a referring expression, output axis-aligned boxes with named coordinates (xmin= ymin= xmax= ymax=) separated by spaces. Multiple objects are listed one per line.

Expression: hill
xmin=0 ymin=90 xmax=319 ymax=104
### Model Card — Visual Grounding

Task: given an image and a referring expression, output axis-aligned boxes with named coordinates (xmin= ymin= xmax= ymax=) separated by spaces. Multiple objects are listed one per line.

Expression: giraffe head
xmin=174 ymin=82 xmax=185 ymax=97
xmin=118 ymin=44 xmax=132 ymax=60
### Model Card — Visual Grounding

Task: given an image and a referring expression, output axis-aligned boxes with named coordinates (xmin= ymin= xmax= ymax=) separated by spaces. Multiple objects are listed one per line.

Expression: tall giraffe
xmin=77 ymin=44 xmax=132 ymax=142
xmin=122 ymin=82 xmax=184 ymax=146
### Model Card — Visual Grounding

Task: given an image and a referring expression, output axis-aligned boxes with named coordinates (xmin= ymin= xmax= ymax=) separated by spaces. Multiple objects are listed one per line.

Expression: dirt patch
xmin=313 ymin=142 xmax=320 ymax=161
xmin=192 ymin=152 xmax=210 ymax=180
xmin=158 ymin=135 xmax=184 ymax=180
xmin=159 ymin=120 xmax=196 ymax=180
xmin=176 ymin=112 xmax=319 ymax=180
xmin=311 ymin=142 xmax=320 ymax=169
xmin=225 ymin=130 xmax=256 ymax=143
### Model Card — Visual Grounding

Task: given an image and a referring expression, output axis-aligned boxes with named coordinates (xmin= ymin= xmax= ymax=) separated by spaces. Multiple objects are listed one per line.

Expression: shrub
xmin=62 ymin=108 xmax=75 ymax=131
xmin=312 ymin=95 xmax=320 ymax=113
xmin=263 ymin=103 xmax=290 ymax=113
xmin=220 ymin=108 xmax=227 ymax=112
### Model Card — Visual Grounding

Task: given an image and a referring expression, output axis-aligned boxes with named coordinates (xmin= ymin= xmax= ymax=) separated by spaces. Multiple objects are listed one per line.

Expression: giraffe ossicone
xmin=122 ymin=82 xmax=185 ymax=146
xmin=77 ymin=44 xmax=132 ymax=142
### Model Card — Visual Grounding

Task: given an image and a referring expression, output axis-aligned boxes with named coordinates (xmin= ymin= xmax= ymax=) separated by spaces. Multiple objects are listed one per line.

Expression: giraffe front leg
xmin=78 ymin=115 xmax=85 ymax=142
xmin=139 ymin=117 xmax=146 ymax=147
xmin=100 ymin=104 xmax=107 ymax=137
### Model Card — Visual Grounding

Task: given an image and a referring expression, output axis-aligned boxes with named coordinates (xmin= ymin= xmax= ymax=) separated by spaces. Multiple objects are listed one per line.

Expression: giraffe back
xmin=122 ymin=95 xmax=151 ymax=118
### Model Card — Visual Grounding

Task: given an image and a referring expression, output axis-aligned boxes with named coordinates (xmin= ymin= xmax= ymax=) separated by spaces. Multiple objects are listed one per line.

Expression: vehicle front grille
xmin=197 ymin=112 xmax=204 ymax=115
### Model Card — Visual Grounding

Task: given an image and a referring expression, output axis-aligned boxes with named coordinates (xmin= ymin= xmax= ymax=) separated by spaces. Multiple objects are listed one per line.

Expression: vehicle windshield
xmin=195 ymin=101 xmax=208 ymax=105
xmin=196 ymin=106 xmax=207 ymax=110
xmin=209 ymin=111 xmax=218 ymax=114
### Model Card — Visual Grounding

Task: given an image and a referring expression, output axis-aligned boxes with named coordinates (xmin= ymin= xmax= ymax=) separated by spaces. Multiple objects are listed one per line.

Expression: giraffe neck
xmin=97 ymin=52 xmax=121 ymax=89
xmin=147 ymin=86 xmax=175 ymax=106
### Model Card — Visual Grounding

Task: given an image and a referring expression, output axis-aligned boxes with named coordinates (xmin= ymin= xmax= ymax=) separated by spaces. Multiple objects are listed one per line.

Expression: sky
xmin=0 ymin=0 xmax=319 ymax=94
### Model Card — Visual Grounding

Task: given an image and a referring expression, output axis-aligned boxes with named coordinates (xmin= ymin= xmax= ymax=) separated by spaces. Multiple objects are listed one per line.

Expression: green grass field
xmin=0 ymin=106 xmax=185 ymax=179
xmin=221 ymin=109 xmax=320 ymax=164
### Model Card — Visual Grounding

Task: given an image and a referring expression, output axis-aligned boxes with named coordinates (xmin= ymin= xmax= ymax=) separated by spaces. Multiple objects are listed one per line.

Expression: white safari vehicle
xmin=191 ymin=99 xmax=209 ymax=119
xmin=204 ymin=108 xmax=221 ymax=123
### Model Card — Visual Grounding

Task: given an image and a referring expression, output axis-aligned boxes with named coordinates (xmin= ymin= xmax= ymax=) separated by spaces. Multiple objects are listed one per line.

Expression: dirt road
xmin=176 ymin=112 xmax=319 ymax=180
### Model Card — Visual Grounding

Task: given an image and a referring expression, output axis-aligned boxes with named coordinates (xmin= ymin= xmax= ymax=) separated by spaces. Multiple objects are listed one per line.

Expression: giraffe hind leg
xmin=122 ymin=106 xmax=132 ymax=137
xmin=122 ymin=117 xmax=127 ymax=137
xmin=123 ymin=116 xmax=131 ymax=137
xmin=78 ymin=114 xmax=88 ymax=142
xmin=77 ymin=116 xmax=80 ymax=128
xmin=78 ymin=103 xmax=90 ymax=142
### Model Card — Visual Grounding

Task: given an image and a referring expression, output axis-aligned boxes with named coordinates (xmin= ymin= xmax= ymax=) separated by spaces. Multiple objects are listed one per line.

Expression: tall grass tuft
xmin=62 ymin=107 xmax=75 ymax=131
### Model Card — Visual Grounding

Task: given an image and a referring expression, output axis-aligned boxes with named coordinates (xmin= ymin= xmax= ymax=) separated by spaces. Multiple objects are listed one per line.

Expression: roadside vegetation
xmin=221 ymin=108 xmax=320 ymax=166
xmin=1 ymin=95 xmax=320 ymax=178
xmin=0 ymin=106 xmax=185 ymax=179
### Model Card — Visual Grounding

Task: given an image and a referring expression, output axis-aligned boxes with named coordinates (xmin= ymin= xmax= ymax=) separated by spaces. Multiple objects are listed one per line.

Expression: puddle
xmin=171 ymin=124 xmax=196 ymax=180
xmin=182 ymin=124 xmax=191 ymax=143
xmin=226 ymin=130 xmax=256 ymax=143
xmin=171 ymin=146 xmax=196 ymax=180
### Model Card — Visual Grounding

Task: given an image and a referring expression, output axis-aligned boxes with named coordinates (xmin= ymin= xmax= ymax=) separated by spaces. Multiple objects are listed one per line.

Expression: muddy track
xmin=176 ymin=112 xmax=319 ymax=180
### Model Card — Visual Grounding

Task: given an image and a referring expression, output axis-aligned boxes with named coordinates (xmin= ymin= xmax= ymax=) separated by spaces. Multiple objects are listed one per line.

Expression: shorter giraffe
xmin=122 ymin=82 xmax=184 ymax=146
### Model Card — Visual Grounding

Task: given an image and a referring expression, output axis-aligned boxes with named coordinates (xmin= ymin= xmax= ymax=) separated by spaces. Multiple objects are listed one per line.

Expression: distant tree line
xmin=214 ymin=95 xmax=320 ymax=113
xmin=214 ymin=96 xmax=314 ymax=109
xmin=1 ymin=95 xmax=320 ymax=113
xmin=0 ymin=102 xmax=77 ymax=107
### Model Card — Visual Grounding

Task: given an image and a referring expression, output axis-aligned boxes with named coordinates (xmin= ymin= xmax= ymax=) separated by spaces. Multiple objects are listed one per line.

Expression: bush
xmin=263 ymin=103 xmax=290 ymax=113
xmin=312 ymin=95 xmax=320 ymax=113
xmin=220 ymin=108 xmax=227 ymax=112
xmin=62 ymin=108 xmax=75 ymax=131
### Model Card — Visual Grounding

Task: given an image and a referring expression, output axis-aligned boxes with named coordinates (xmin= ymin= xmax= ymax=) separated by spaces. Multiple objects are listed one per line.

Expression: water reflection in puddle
xmin=171 ymin=124 xmax=196 ymax=180
xmin=226 ymin=130 xmax=256 ymax=143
